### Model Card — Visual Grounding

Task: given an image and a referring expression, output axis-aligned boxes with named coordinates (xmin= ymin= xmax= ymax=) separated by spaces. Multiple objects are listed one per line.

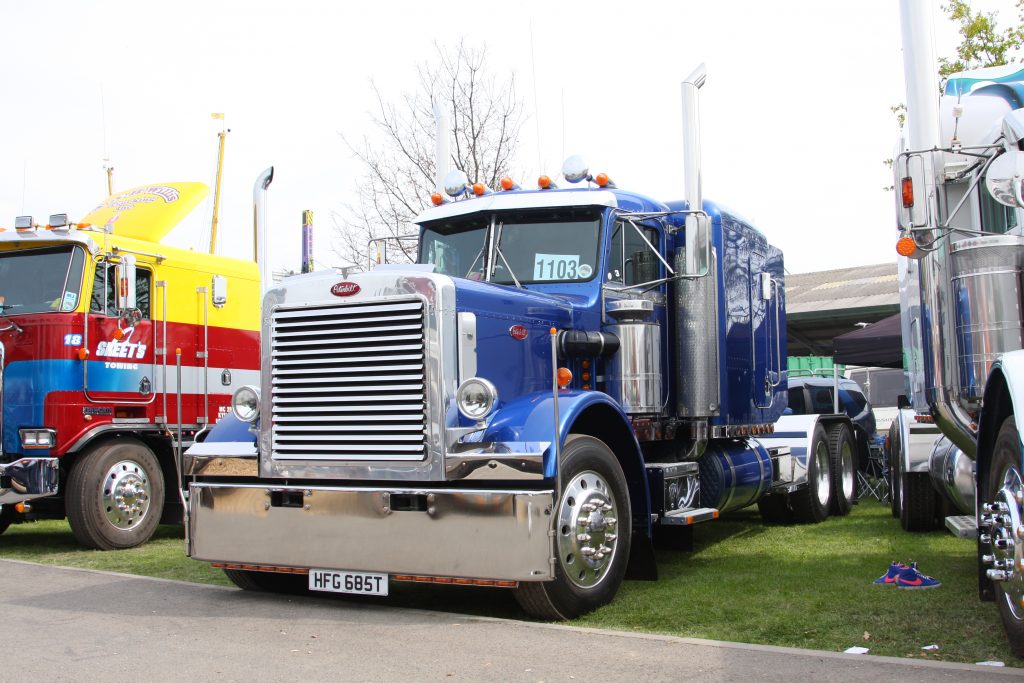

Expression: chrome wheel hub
xmin=839 ymin=440 xmax=854 ymax=500
xmin=102 ymin=459 xmax=152 ymax=530
xmin=982 ymin=465 xmax=1024 ymax=619
xmin=557 ymin=469 xmax=619 ymax=589
xmin=814 ymin=441 xmax=831 ymax=505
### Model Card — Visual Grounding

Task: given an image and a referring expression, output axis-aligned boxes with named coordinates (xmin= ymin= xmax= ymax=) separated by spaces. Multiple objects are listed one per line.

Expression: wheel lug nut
xmin=577 ymin=533 xmax=591 ymax=542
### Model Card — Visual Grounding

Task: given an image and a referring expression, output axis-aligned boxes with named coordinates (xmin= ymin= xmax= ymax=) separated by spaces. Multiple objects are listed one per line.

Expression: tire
xmin=791 ymin=424 xmax=832 ymax=523
xmin=757 ymin=494 xmax=791 ymax=524
xmin=987 ymin=416 xmax=1024 ymax=655
xmin=887 ymin=422 xmax=901 ymax=518
xmin=827 ymin=423 xmax=857 ymax=516
xmin=514 ymin=435 xmax=631 ymax=620
xmin=223 ymin=569 xmax=308 ymax=595
xmin=66 ymin=437 xmax=165 ymax=550
xmin=898 ymin=469 xmax=936 ymax=532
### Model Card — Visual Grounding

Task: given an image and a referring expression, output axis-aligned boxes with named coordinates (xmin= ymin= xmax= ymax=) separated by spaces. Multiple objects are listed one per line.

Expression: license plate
xmin=308 ymin=569 xmax=388 ymax=596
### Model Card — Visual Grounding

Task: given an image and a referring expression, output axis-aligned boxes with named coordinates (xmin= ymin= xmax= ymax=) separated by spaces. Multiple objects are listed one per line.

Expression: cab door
xmin=84 ymin=261 xmax=157 ymax=406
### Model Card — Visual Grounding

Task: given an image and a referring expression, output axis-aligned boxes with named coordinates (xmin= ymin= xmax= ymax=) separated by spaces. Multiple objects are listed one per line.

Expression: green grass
xmin=1 ymin=501 xmax=1015 ymax=665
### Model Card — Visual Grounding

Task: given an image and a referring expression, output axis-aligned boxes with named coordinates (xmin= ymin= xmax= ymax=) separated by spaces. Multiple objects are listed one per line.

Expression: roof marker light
xmin=430 ymin=192 xmax=444 ymax=206
xmin=472 ymin=182 xmax=487 ymax=196
xmin=538 ymin=175 xmax=556 ymax=190
xmin=595 ymin=173 xmax=614 ymax=188
xmin=500 ymin=176 xmax=519 ymax=191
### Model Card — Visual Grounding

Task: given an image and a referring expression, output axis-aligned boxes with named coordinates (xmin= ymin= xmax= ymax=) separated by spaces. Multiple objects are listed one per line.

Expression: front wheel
xmin=66 ymin=438 xmax=165 ymax=550
xmin=987 ymin=416 xmax=1024 ymax=656
xmin=514 ymin=435 xmax=632 ymax=620
xmin=224 ymin=568 xmax=308 ymax=595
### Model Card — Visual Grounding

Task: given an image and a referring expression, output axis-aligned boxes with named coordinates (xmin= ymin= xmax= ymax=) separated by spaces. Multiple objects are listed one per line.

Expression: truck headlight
xmin=19 ymin=428 xmax=56 ymax=449
xmin=231 ymin=385 xmax=261 ymax=423
xmin=456 ymin=377 xmax=498 ymax=421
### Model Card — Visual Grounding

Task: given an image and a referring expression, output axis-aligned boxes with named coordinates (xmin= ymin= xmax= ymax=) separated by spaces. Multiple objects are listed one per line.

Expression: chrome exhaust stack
xmin=676 ymin=64 xmax=719 ymax=422
xmin=897 ymin=0 xmax=977 ymax=457
xmin=253 ymin=166 xmax=275 ymax=297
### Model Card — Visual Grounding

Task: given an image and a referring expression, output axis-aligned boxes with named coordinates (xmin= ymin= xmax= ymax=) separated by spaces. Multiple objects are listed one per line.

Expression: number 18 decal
xmin=63 ymin=334 xmax=83 ymax=346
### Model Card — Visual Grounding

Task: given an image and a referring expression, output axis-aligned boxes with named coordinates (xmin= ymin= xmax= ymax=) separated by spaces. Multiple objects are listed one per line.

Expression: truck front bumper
xmin=0 ymin=457 xmax=59 ymax=504
xmin=188 ymin=483 xmax=556 ymax=582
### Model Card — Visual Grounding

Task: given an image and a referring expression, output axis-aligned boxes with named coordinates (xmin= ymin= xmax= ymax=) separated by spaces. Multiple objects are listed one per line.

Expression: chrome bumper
xmin=188 ymin=483 xmax=556 ymax=582
xmin=0 ymin=457 xmax=59 ymax=504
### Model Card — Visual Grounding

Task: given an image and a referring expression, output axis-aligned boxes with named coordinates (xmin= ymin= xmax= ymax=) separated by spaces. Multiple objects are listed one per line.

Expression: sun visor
xmin=80 ymin=182 xmax=209 ymax=242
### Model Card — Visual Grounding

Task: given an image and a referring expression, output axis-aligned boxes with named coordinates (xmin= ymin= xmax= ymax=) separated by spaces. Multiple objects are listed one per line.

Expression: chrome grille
xmin=270 ymin=300 xmax=427 ymax=461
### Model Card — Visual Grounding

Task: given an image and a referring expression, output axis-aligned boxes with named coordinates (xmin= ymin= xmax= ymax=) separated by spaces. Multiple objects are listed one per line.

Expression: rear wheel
xmin=223 ymin=569 xmax=308 ymax=594
xmin=66 ymin=438 xmax=165 ymax=550
xmin=898 ymin=466 xmax=937 ymax=532
xmin=887 ymin=422 xmax=901 ymax=518
xmin=514 ymin=435 xmax=631 ymax=620
xmin=987 ymin=416 xmax=1024 ymax=656
xmin=827 ymin=423 xmax=856 ymax=516
xmin=757 ymin=494 xmax=791 ymax=524
xmin=791 ymin=425 xmax=832 ymax=523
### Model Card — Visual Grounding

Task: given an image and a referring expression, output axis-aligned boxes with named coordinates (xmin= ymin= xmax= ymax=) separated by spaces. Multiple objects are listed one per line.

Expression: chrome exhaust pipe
xmin=897 ymin=0 xmax=976 ymax=456
xmin=433 ymin=104 xmax=450 ymax=195
xmin=681 ymin=64 xmax=707 ymax=276
xmin=252 ymin=167 xmax=275 ymax=297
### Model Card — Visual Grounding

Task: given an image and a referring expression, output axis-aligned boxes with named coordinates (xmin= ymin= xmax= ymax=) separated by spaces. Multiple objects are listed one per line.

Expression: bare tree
xmin=334 ymin=41 xmax=524 ymax=268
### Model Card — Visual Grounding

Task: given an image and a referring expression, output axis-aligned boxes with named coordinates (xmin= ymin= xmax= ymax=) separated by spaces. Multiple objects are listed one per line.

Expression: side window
xmin=787 ymin=387 xmax=806 ymax=413
xmin=608 ymin=221 xmax=660 ymax=286
xmin=845 ymin=389 xmax=868 ymax=413
xmin=810 ymin=387 xmax=835 ymax=413
xmin=90 ymin=263 xmax=151 ymax=318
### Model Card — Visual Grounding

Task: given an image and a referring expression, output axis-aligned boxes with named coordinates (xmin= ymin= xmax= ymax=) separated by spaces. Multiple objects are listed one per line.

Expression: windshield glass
xmin=419 ymin=209 xmax=601 ymax=285
xmin=0 ymin=245 xmax=86 ymax=314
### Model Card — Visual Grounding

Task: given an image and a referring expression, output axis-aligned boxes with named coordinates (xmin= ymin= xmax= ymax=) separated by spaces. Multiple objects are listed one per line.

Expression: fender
xmin=977 ymin=351 xmax=1024 ymax=502
xmin=482 ymin=389 xmax=651 ymax=536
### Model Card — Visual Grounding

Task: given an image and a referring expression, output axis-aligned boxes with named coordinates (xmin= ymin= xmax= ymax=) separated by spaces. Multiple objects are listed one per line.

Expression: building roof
xmin=786 ymin=262 xmax=899 ymax=357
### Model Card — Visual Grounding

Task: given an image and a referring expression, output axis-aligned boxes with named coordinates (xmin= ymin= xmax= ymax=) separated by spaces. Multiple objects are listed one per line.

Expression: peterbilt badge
xmin=509 ymin=325 xmax=529 ymax=340
xmin=331 ymin=282 xmax=361 ymax=297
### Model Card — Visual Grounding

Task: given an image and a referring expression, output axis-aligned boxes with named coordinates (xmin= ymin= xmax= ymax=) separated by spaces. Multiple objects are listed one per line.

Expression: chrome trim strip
xmin=189 ymin=483 xmax=555 ymax=581
xmin=445 ymin=442 xmax=547 ymax=480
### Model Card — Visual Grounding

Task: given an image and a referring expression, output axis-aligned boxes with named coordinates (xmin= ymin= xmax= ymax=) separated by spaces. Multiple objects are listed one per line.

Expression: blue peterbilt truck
xmin=182 ymin=67 xmax=858 ymax=619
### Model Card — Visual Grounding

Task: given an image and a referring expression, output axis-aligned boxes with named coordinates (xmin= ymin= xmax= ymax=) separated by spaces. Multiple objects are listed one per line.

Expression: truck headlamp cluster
xmin=456 ymin=377 xmax=498 ymax=422
xmin=20 ymin=428 xmax=56 ymax=449
xmin=231 ymin=385 xmax=261 ymax=423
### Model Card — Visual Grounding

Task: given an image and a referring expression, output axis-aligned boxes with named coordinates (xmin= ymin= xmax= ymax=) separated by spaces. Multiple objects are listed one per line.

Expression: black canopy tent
xmin=831 ymin=313 xmax=903 ymax=369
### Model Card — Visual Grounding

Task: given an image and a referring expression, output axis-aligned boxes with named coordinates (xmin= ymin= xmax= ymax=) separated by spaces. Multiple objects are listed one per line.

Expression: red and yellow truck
xmin=1 ymin=182 xmax=259 ymax=548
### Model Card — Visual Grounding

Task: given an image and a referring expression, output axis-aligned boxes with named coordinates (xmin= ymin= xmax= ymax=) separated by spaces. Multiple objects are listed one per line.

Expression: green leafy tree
xmin=938 ymin=0 xmax=1023 ymax=79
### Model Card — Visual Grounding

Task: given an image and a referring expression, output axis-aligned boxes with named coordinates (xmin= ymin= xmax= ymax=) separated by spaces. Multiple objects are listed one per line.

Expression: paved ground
xmin=5 ymin=559 xmax=1021 ymax=682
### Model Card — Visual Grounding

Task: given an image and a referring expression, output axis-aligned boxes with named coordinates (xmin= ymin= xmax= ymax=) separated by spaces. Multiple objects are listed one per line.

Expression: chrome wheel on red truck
xmin=514 ymin=435 xmax=631 ymax=620
xmin=66 ymin=437 xmax=165 ymax=550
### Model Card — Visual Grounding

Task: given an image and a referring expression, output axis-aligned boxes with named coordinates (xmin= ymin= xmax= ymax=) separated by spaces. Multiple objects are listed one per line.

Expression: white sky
xmin=0 ymin=0 xmax=1016 ymax=275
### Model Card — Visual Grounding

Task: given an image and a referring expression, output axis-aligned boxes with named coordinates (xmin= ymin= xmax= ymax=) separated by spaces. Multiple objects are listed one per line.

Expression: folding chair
xmin=857 ymin=443 xmax=890 ymax=502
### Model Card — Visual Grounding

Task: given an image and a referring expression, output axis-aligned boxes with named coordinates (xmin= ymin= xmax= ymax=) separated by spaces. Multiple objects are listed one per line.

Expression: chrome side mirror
xmin=115 ymin=254 xmax=138 ymax=312
xmin=986 ymin=150 xmax=1024 ymax=208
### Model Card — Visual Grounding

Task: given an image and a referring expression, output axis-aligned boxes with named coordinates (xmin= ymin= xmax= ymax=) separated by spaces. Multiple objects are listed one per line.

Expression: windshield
xmin=419 ymin=209 xmax=601 ymax=285
xmin=0 ymin=245 xmax=86 ymax=314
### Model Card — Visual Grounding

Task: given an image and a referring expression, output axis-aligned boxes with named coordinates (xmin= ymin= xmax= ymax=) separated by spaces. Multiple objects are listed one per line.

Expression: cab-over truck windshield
xmin=0 ymin=245 xmax=86 ymax=314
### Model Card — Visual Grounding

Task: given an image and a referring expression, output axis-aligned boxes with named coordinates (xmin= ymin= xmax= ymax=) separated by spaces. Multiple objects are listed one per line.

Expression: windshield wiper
xmin=0 ymin=303 xmax=23 ymax=334
xmin=492 ymin=221 xmax=523 ymax=289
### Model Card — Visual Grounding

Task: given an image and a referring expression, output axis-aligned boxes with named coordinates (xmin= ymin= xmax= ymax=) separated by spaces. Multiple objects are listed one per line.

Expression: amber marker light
xmin=901 ymin=177 xmax=914 ymax=208
xmin=430 ymin=192 xmax=443 ymax=206
xmin=113 ymin=328 xmax=125 ymax=341
xmin=557 ymin=367 xmax=573 ymax=388
xmin=500 ymin=176 xmax=515 ymax=190
xmin=896 ymin=236 xmax=918 ymax=257
xmin=77 ymin=348 xmax=89 ymax=361
xmin=595 ymin=173 xmax=610 ymax=187
xmin=538 ymin=175 xmax=552 ymax=189
xmin=472 ymin=182 xmax=486 ymax=196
